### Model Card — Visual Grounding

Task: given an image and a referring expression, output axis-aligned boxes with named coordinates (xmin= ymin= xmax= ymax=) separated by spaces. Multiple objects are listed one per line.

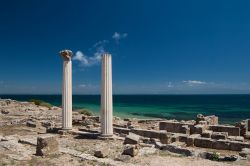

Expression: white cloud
xmin=112 ymin=32 xmax=128 ymax=43
xmin=73 ymin=50 xmax=103 ymax=67
xmin=183 ymin=80 xmax=207 ymax=86
xmin=73 ymin=39 xmax=109 ymax=67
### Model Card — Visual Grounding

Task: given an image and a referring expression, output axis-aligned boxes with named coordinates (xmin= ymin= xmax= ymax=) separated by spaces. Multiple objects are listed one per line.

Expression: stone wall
xmin=209 ymin=125 xmax=240 ymax=136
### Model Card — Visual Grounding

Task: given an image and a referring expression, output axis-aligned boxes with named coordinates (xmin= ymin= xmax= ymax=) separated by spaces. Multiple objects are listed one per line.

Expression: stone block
xmin=246 ymin=119 xmax=250 ymax=132
xmin=36 ymin=134 xmax=59 ymax=156
xmin=186 ymin=134 xmax=201 ymax=147
xmin=196 ymin=114 xmax=218 ymax=125
xmin=228 ymin=136 xmax=244 ymax=142
xmin=113 ymin=127 xmax=130 ymax=135
xmin=209 ymin=125 xmax=240 ymax=136
xmin=192 ymin=125 xmax=207 ymax=134
xmin=212 ymin=139 xmax=230 ymax=150
xmin=122 ymin=145 xmax=138 ymax=157
xmin=159 ymin=121 xmax=192 ymax=134
xmin=124 ymin=133 xmax=140 ymax=145
xmin=159 ymin=131 xmax=170 ymax=144
xmin=130 ymin=129 xmax=170 ymax=144
xmin=194 ymin=137 xmax=214 ymax=148
xmin=211 ymin=132 xmax=228 ymax=140
xmin=201 ymin=130 xmax=213 ymax=138
xmin=94 ymin=148 xmax=109 ymax=158
xmin=161 ymin=144 xmax=194 ymax=156
xmin=239 ymin=148 xmax=250 ymax=158
xmin=26 ymin=120 xmax=37 ymax=128
xmin=229 ymin=141 xmax=250 ymax=151
xmin=178 ymin=134 xmax=189 ymax=143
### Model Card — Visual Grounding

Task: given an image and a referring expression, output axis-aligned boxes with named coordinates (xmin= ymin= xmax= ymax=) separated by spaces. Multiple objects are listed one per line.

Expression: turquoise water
xmin=1 ymin=95 xmax=250 ymax=124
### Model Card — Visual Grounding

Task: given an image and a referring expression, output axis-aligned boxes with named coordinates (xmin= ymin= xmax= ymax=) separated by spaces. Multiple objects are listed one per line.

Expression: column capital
xmin=60 ymin=49 xmax=73 ymax=61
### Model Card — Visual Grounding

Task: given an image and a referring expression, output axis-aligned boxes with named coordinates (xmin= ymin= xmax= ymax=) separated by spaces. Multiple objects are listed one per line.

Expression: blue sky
xmin=0 ymin=0 xmax=250 ymax=94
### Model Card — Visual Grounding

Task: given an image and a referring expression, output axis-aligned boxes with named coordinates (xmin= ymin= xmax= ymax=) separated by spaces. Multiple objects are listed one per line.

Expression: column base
xmin=62 ymin=127 xmax=72 ymax=130
xmin=98 ymin=134 xmax=115 ymax=140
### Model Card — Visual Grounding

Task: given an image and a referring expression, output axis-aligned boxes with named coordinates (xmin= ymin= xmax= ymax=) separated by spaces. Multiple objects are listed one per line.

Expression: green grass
xmin=78 ymin=109 xmax=93 ymax=116
xmin=29 ymin=99 xmax=53 ymax=109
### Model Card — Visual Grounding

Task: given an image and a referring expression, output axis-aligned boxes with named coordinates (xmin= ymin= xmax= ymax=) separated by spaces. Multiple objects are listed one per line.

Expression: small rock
xmin=219 ymin=155 xmax=238 ymax=161
xmin=124 ymin=133 xmax=140 ymax=145
xmin=1 ymin=109 xmax=9 ymax=114
xmin=239 ymin=148 xmax=250 ymax=158
xmin=26 ymin=120 xmax=37 ymax=128
xmin=94 ymin=148 xmax=109 ymax=158
xmin=122 ymin=144 xmax=138 ymax=157
xmin=36 ymin=134 xmax=59 ymax=156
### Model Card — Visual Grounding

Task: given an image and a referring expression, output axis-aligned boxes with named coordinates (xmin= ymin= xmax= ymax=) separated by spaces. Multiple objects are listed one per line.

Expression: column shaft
xmin=101 ymin=54 xmax=113 ymax=136
xmin=62 ymin=60 xmax=72 ymax=130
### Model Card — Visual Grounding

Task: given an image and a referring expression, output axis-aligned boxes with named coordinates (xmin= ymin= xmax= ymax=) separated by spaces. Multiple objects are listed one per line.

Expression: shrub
xmin=29 ymin=99 xmax=52 ymax=109
xmin=78 ymin=109 xmax=93 ymax=116
xmin=209 ymin=152 xmax=220 ymax=161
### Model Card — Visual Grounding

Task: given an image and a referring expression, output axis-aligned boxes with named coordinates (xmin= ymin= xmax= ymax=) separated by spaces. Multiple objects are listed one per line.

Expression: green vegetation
xmin=29 ymin=99 xmax=52 ymax=109
xmin=209 ymin=152 xmax=220 ymax=161
xmin=78 ymin=109 xmax=93 ymax=116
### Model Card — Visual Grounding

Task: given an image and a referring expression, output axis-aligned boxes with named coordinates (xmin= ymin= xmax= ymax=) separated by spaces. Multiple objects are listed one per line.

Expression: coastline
xmin=1 ymin=94 xmax=250 ymax=124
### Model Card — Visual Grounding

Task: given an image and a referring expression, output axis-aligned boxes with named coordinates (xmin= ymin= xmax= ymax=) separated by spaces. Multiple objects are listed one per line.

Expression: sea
xmin=1 ymin=94 xmax=250 ymax=124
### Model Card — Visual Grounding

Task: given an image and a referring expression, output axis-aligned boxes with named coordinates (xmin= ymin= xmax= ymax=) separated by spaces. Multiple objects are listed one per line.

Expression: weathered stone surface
xmin=228 ymin=136 xmax=244 ymax=142
xmin=114 ymin=154 xmax=131 ymax=162
xmin=209 ymin=125 xmax=240 ymax=136
xmin=124 ymin=133 xmax=140 ymax=144
xmin=211 ymin=132 xmax=228 ymax=140
xmin=229 ymin=141 xmax=250 ymax=151
xmin=246 ymin=119 xmax=250 ymax=132
xmin=201 ymin=130 xmax=213 ymax=138
xmin=219 ymin=155 xmax=238 ymax=161
xmin=154 ymin=141 xmax=164 ymax=149
xmin=122 ymin=145 xmax=138 ymax=157
xmin=114 ymin=127 xmax=130 ymax=135
xmin=192 ymin=125 xmax=207 ymax=134
xmin=196 ymin=114 xmax=218 ymax=125
xmin=161 ymin=144 xmax=194 ymax=156
xmin=130 ymin=128 xmax=169 ymax=144
xmin=36 ymin=134 xmax=59 ymax=156
xmin=159 ymin=121 xmax=193 ymax=134
xmin=60 ymin=147 xmax=134 ymax=166
xmin=1 ymin=109 xmax=9 ymax=114
xmin=18 ymin=135 xmax=38 ymax=146
xmin=0 ymin=140 xmax=33 ymax=160
xmin=213 ymin=140 xmax=250 ymax=151
xmin=239 ymin=148 xmax=250 ymax=158
xmin=212 ymin=139 xmax=230 ymax=150
xmin=138 ymin=147 xmax=156 ymax=156
xmin=26 ymin=120 xmax=37 ymax=128
xmin=178 ymin=134 xmax=189 ymax=143
xmin=194 ymin=137 xmax=214 ymax=148
xmin=131 ymin=128 xmax=159 ymax=138
xmin=187 ymin=134 xmax=201 ymax=146
xmin=94 ymin=148 xmax=109 ymax=158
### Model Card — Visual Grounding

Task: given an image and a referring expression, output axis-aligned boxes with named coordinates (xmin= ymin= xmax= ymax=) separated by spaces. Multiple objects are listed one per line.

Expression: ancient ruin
xmin=100 ymin=53 xmax=113 ymax=137
xmin=0 ymin=52 xmax=250 ymax=165
xmin=60 ymin=49 xmax=73 ymax=130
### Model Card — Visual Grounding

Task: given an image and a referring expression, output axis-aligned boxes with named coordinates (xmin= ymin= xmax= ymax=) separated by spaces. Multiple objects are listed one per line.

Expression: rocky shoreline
xmin=0 ymin=99 xmax=250 ymax=166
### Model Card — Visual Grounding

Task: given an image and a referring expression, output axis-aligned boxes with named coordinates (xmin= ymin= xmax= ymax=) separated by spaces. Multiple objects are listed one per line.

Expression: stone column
xmin=60 ymin=50 xmax=73 ymax=130
xmin=101 ymin=53 xmax=113 ymax=137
